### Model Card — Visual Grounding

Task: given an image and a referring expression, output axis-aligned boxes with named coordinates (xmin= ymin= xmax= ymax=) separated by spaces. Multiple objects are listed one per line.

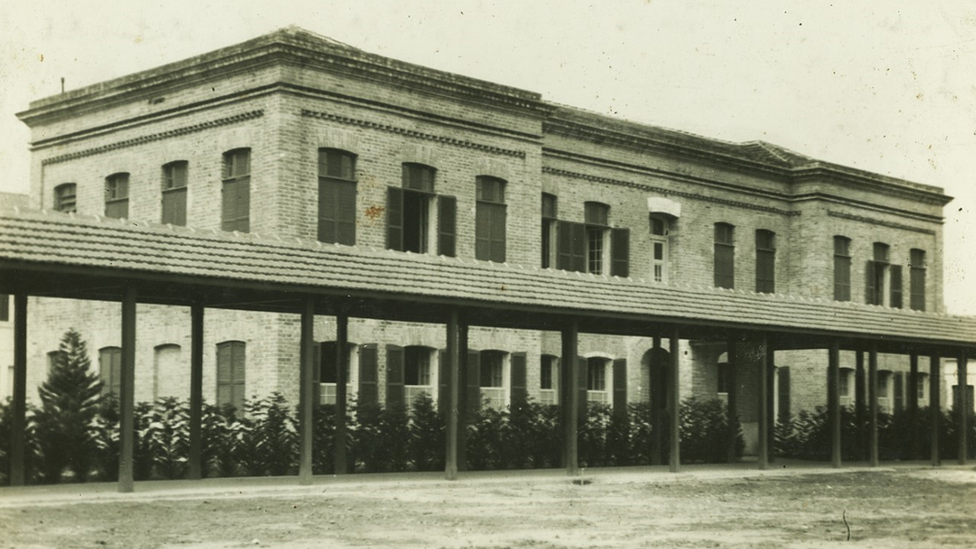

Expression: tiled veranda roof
xmin=0 ymin=208 xmax=973 ymax=347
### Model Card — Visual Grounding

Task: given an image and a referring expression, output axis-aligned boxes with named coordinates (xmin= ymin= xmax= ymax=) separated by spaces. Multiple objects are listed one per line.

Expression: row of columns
xmin=4 ymin=290 xmax=974 ymax=490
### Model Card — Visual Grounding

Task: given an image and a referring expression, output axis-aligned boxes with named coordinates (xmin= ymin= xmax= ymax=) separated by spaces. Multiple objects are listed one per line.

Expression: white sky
xmin=1 ymin=0 xmax=974 ymax=314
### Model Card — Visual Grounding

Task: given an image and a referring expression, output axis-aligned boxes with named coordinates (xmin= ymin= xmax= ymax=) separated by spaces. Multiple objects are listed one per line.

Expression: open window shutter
xmin=386 ymin=187 xmax=404 ymax=251
xmin=312 ymin=343 xmax=322 ymax=406
xmin=557 ymin=221 xmax=572 ymax=270
xmin=613 ymin=358 xmax=627 ymax=415
xmin=438 ymin=349 xmax=450 ymax=417
xmin=337 ymin=180 xmax=357 ymax=245
xmin=232 ymin=344 xmax=245 ymax=410
xmin=890 ymin=265 xmax=903 ymax=309
xmin=510 ymin=352 xmax=527 ymax=408
xmin=577 ymin=357 xmax=588 ymax=423
xmin=386 ymin=345 xmax=405 ymax=409
xmin=467 ymin=350 xmax=481 ymax=414
xmin=492 ymin=205 xmax=507 ymax=263
xmin=571 ymin=222 xmax=586 ymax=273
xmin=611 ymin=228 xmax=630 ymax=278
xmin=358 ymin=344 xmax=379 ymax=405
xmin=438 ymin=195 xmax=457 ymax=257
xmin=865 ymin=261 xmax=876 ymax=304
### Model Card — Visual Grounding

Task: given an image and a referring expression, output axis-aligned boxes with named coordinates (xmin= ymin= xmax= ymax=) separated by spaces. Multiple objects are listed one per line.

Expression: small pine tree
xmin=34 ymin=328 xmax=103 ymax=482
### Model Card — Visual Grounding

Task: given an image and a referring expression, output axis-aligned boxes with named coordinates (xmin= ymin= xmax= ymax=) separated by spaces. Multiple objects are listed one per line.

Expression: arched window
xmin=154 ymin=344 xmax=182 ymax=399
xmin=585 ymin=356 xmax=612 ymax=404
xmin=54 ymin=183 xmax=77 ymax=213
xmin=833 ymin=236 xmax=852 ymax=301
xmin=99 ymin=346 xmax=122 ymax=396
xmin=755 ymin=229 xmax=775 ymax=293
xmin=539 ymin=354 xmax=559 ymax=405
xmin=318 ymin=149 xmax=357 ymax=245
xmin=649 ymin=215 xmax=670 ymax=283
xmin=162 ymin=161 xmax=188 ymax=226
xmin=475 ymin=176 xmax=506 ymax=262
xmin=221 ymin=149 xmax=250 ymax=232
xmin=317 ymin=341 xmax=358 ymax=405
xmin=216 ymin=341 xmax=246 ymax=410
xmin=104 ymin=173 xmax=130 ymax=219
xmin=714 ymin=222 xmax=735 ymax=289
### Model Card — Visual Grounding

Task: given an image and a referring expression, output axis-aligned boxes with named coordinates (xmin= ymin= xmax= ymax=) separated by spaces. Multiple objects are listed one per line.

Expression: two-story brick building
xmin=3 ymin=28 xmax=973 ymax=488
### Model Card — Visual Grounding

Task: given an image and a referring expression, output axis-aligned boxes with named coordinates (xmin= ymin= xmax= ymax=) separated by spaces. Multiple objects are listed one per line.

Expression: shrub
xmin=0 ymin=397 xmax=41 ymax=486
xmin=466 ymin=403 xmax=508 ymax=470
xmin=679 ymin=398 xmax=737 ymax=463
xmin=146 ymin=397 xmax=189 ymax=480
xmin=409 ymin=393 xmax=443 ymax=471
xmin=578 ymin=403 xmax=611 ymax=467
xmin=312 ymin=404 xmax=336 ymax=474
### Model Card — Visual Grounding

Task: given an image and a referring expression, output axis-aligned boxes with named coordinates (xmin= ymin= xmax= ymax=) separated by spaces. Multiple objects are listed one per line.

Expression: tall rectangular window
xmin=475 ymin=176 xmax=507 ymax=262
xmin=650 ymin=216 xmax=669 ymax=283
xmin=714 ymin=222 xmax=735 ymax=289
xmin=0 ymin=294 xmax=9 ymax=322
xmin=222 ymin=149 xmax=250 ymax=232
xmin=585 ymin=202 xmax=610 ymax=275
xmin=217 ymin=341 xmax=246 ymax=411
xmin=833 ymin=236 xmax=852 ymax=301
xmin=54 ymin=183 xmax=77 ymax=213
xmin=162 ymin=161 xmax=188 ymax=226
xmin=388 ymin=164 xmax=438 ymax=254
xmin=104 ymin=173 xmax=129 ymax=219
xmin=587 ymin=357 xmax=608 ymax=391
xmin=318 ymin=149 xmax=357 ymax=245
xmin=404 ymin=346 xmax=432 ymax=386
xmin=540 ymin=354 xmax=558 ymax=406
xmin=866 ymin=242 xmax=889 ymax=306
xmin=910 ymin=249 xmax=926 ymax=311
xmin=99 ymin=347 xmax=122 ymax=396
xmin=541 ymin=193 xmax=558 ymax=268
xmin=755 ymin=229 xmax=776 ymax=293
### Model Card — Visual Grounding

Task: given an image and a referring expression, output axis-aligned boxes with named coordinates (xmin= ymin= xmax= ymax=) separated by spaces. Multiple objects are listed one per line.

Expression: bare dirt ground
xmin=1 ymin=464 xmax=975 ymax=548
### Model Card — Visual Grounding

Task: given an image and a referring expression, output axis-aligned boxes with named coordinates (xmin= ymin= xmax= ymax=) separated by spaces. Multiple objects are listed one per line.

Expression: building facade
xmin=9 ymin=28 xmax=968 ymax=457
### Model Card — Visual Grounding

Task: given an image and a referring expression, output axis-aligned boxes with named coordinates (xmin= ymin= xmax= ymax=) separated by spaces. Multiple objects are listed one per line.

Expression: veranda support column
xmin=445 ymin=309 xmax=461 ymax=480
xmin=669 ymin=328 xmax=681 ymax=473
xmin=766 ymin=343 xmax=776 ymax=464
xmin=334 ymin=313 xmax=349 ymax=474
xmin=562 ymin=321 xmax=580 ymax=476
xmin=650 ymin=336 xmax=663 ymax=466
xmin=298 ymin=300 xmax=315 ymax=485
xmin=828 ymin=341 xmax=842 ymax=468
xmin=726 ymin=339 xmax=738 ymax=464
xmin=930 ymin=353 xmax=941 ymax=466
xmin=908 ymin=352 xmax=919 ymax=459
xmin=118 ymin=286 xmax=137 ymax=493
xmin=958 ymin=349 xmax=969 ymax=465
xmin=456 ymin=323 xmax=469 ymax=472
xmin=10 ymin=293 xmax=27 ymax=486
xmin=868 ymin=344 xmax=879 ymax=467
xmin=757 ymin=335 xmax=770 ymax=470
xmin=188 ymin=303 xmax=204 ymax=480
xmin=855 ymin=350 xmax=866 ymax=461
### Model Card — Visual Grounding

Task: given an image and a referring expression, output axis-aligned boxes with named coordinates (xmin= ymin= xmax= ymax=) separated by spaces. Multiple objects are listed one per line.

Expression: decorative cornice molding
xmin=41 ymin=110 xmax=264 ymax=166
xmin=542 ymin=166 xmax=799 ymax=217
xmin=301 ymin=109 xmax=526 ymax=158
xmin=826 ymin=210 xmax=936 ymax=235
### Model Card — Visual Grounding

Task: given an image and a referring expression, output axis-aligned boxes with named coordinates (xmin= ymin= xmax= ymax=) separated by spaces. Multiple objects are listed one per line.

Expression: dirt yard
xmin=1 ymin=465 xmax=974 ymax=548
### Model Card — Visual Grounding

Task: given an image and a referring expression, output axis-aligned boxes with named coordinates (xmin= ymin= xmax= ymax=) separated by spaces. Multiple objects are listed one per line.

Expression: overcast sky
xmin=1 ymin=0 xmax=973 ymax=314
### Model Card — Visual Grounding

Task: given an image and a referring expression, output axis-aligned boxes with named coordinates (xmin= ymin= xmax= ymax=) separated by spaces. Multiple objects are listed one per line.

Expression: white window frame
xmin=321 ymin=345 xmax=360 ymax=406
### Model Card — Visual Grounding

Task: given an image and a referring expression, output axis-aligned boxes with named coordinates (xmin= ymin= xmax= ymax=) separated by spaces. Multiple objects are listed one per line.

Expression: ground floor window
xmin=480 ymin=350 xmax=508 ymax=409
xmin=404 ymin=345 xmax=435 ymax=405
xmin=216 ymin=341 xmax=246 ymax=411
xmin=318 ymin=341 xmax=358 ymax=405
xmin=586 ymin=356 xmax=610 ymax=405
xmin=540 ymin=354 xmax=558 ymax=405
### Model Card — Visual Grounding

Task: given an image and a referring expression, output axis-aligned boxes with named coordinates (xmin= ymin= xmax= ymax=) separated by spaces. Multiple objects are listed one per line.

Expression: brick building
xmin=3 ymin=28 xmax=974 ymax=487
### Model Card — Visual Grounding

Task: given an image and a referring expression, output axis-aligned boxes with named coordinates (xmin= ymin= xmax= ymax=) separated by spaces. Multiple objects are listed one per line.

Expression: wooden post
xmin=334 ymin=313 xmax=349 ymax=474
xmin=828 ymin=341 xmax=842 ymax=468
xmin=908 ymin=352 xmax=919 ymax=459
xmin=118 ymin=286 xmax=137 ymax=493
xmin=188 ymin=303 xmax=204 ymax=480
xmin=868 ymin=344 xmax=879 ymax=467
xmin=298 ymin=300 xmax=315 ymax=485
xmin=456 ymin=322 xmax=468 ymax=472
xmin=930 ymin=352 xmax=941 ymax=466
xmin=766 ymin=343 xmax=776 ymax=464
xmin=669 ymin=328 xmax=681 ymax=473
xmin=757 ymin=335 xmax=770 ymax=470
xmin=854 ymin=350 xmax=866 ymax=461
xmin=562 ymin=321 xmax=580 ymax=476
xmin=958 ymin=349 xmax=969 ymax=465
xmin=650 ymin=336 xmax=663 ymax=466
xmin=445 ymin=309 xmax=460 ymax=480
xmin=726 ymin=339 xmax=738 ymax=464
xmin=10 ymin=293 xmax=27 ymax=486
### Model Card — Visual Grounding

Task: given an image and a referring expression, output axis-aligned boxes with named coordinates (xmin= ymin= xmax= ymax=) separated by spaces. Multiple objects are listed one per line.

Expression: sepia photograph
xmin=1 ymin=1 xmax=974 ymax=547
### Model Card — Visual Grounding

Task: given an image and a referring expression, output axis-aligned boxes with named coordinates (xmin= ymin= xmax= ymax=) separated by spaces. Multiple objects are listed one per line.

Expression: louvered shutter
xmin=510 ymin=352 xmax=527 ymax=407
xmin=312 ymin=343 xmax=322 ymax=407
xmin=865 ymin=261 xmax=877 ymax=304
xmin=557 ymin=221 xmax=572 ymax=270
xmin=578 ymin=357 xmax=588 ymax=423
xmin=231 ymin=343 xmax=245 ymax=410
xmin=610 ymin=228 xmax=630 ymax=278
xmin=777 ymin=367 xmax=791 ymax=421
xmin=438 ymin=195 xmax=457 ymax=257
xmin=358 ymin=344 xmax=379 ymax=405
xmin=571 ymin=223 xmax=586 ymax=273
xmin=386 ymin=187 xmax=404 ymax=251
xmin=491 ymin=205 xmax=507 ymax=263
xmin=336 ymin=180 xmax=356 ymax=245
xmin=217 ymin=344 xmax=231 ymax=406
xmin=438 ymin=349 xmax=450 ymax=417
xmin=613 ymin=358 xmax=628 ymax=415
xmin=890 ymin=265 xmax=903 ymax=309
xmin=467 ymin=350 xmax=481 ymax=414
xmin=385 ymin=345 xmax=405 ymax=409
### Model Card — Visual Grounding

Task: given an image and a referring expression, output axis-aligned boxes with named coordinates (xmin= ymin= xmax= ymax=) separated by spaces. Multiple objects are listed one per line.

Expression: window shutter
xmin=312 ymin=343 xmax=322 ymax=406
xmin=385 ymin=345 xmax=405 ymax=409
xmin=491 ymin=205 xmax=507 ymax=263
xmin=231 ymin=343 xmax=245 ymax=410
xmin=610 ymin=228 xmax=630 ymax=278
xmin=438 ymin=195 xmax=457 ymax=257
xmin=438 ymin=349 xmax=450 ymax=417
xmin=571 ymin=223 xmax=586 ymax=273
xmin=777 ymin=367 xmax=791 ymax=421
xmin=467 ymin=350 xmax=481 ymax=414
xmin=714 ymin=245 xmax=734 ymax=289
xmin=557 ymin=221 xmax=572 ymax=270
xmin=510 ymin=352 xmax=527 ymax=407
xmin=865 ymin=261 xmax=877 ymax=304
xmin=358 ymin=344 xmax=379 ymax=405
xmin=162 ymin=188 xmax=187 ymax=226
xmin=318 ymin=179 xmax=337 ymax=243
xmin=613 ymin=358 xmax=627 ymax=415
xmin=834 ymin=255 xmax=851 ymax=301
xmin=894 ymin=372 xmax=904 ymax=412
xmin=337 ymin=180 xmax=357 ymax=245
xmin=386 ymin=187 xmax=404 ymax=251
xmin=890 ymin=265 xmax=903 ymax=309
xmin=910 ymin=267 xmax=926 ymax=311
xmin=475 ymin=202 xmax=490 ymax=261
xmin=577 ymin=357 xmax=588 ymax=424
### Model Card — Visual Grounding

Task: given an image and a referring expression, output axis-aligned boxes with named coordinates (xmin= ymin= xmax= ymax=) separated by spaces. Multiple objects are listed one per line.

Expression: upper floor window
xmin=216 ymin=340 xmax=246 ymax=411
xmin=475 ymin=176 xmax=507 ymax=263
xmin=318 ymin=149 xmax=357 ymax=245
xmin=714 ymin=223 xmax=735 ymax=289
xmin=104 ymin=173 xmax=130 ymax=219
xmin=584 ymin=202 xmax=609 ymax=275
xmin=650 ymin=216 xmax=670 ymax=283
xmin=99 ymin=346 xmax=122 ymax=396
xmin=388 ymin=163 xmax=456 ymax=257
xmin=221 ymin=149 xmax=250 ymax=232
xmin=541 ymin=194 xmax=558 ymax=268
xmin=162 ymin=161 xmax=188 ymax=226
xmin=866 ymin=242 xmax=889 ymax=306
xmin=54 ymin=183 xmax=77 ymax=213
xmin=910 ymin=248 xmax=926 ymax=311
xmin=554 ymin=202 xmax=628 ymax=276
xmin=833 ymin=236 xmax=852 ymax=301
xmin=755 ymin=229 xmax=776 ymax=293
